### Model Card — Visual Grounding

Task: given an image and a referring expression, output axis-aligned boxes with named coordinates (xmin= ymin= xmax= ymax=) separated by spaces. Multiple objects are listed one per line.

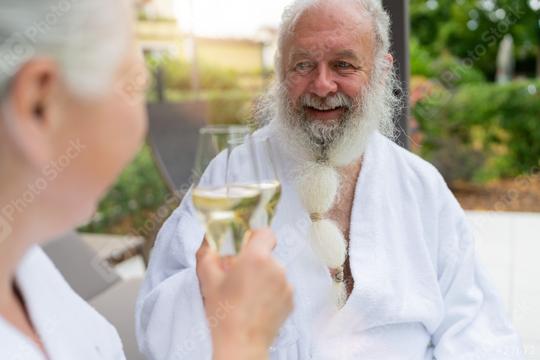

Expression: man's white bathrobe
xmin=0 ymin=246 xmax=125 ymax=360
xmin=136 ymin=127 xmax=523 ymax=360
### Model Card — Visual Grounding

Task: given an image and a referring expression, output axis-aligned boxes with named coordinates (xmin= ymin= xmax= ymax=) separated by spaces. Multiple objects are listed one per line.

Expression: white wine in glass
xmin=192 ymin=185 xmax=261 ymax=253
xmin=191 ymin=126 xmax=261 ymax=255
xmin=249 ymin=137 xmax=282 ymax=227
xmin=257 ymin=180 xmax=282 ymax=224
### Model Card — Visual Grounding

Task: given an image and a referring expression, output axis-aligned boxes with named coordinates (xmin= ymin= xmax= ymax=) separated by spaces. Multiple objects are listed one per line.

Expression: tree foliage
xmin=411 ymin=0 xmax=540 ymax=78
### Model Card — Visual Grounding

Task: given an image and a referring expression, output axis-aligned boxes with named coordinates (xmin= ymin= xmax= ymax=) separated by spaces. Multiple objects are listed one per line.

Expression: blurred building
xmin=193 ymin=37 xmax=265 ymax=74
xmin=136 ymin=17 xmax=183 ymax=57
xmin=133 ymin=0 xmax=277 ymax=76
xmin=134 ymin=0 xmax=175 ymax=19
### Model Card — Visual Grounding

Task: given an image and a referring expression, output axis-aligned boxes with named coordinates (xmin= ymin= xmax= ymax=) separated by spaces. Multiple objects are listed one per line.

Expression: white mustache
xmin=299 ymin=93 xmax=354 ymax=111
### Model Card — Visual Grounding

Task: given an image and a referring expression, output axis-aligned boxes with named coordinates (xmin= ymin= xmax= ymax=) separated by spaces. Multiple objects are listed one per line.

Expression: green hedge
xmin=163 ymin=90 xmax=256 ymax=125
xmin=79 ymin=146 xmax=170 ymax=236
xmin=155 ymin=56 xmax=240 ymax=91
xmin=413 ymin=80 xmax=540 ymax=182
xmin=411 ymin=37 xmax=486 ymax=86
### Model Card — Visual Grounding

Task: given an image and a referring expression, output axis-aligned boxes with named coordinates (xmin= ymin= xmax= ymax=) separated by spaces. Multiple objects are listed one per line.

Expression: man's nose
xmin=311 ymin=65 xmax=338 ymax=98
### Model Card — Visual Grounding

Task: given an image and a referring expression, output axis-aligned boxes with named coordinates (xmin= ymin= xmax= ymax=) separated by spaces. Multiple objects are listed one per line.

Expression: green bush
xmin=161 ymin=90 xmax=257 ymax=125
xmin=160 ymin=57 xmax=192 ymax=91
xmin=156 ymin=56 xmax=239 ymax=92
xmin=411 ymin=37 xmax=436 ymax=78
xmin=411 ymin=38 xmax=486 ymax=87
xmin=199 ymin=65 xmax=238 ymax=90
xmin=413 ymin=80 xmax=540 ymax=182
xmin=207 ymin=92 xmax=254 ymax=125
xmin=429 ymin=53 xmax=486 ymax=88
xmin=79 ymin=145 xmax=170 ymax=236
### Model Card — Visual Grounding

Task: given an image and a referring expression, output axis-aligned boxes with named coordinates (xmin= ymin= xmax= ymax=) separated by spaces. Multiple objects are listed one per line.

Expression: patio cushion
xmin=42 ymin=232 xmax=120 ymax=301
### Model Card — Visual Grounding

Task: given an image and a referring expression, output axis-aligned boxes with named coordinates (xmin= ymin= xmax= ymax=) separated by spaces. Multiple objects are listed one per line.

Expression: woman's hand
xmin=196 ymin=229 xmax=293 ymax=360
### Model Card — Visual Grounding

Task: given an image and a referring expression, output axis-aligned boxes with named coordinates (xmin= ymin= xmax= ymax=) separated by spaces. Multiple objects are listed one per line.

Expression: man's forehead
xmin=284 ymin=2 xmax=376 ymax=58
xmin=286 ymin=28 xmax=375 ymax=62
xmin=290 ymin=1 xmax=373 ymax=36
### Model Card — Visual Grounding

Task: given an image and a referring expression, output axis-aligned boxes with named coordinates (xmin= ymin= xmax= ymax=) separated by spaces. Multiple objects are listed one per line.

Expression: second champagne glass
xmin=191 ymin=126 xmax=261 ymax=256
xmin=249 ymin=137 xmax=282 ymax=228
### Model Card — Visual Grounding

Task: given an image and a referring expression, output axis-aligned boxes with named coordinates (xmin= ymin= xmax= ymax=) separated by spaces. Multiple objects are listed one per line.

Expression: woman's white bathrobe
xmin=0 ymin=246 xmax=125 ymax=360
xmin=136 ymin=127 xmax=523 ymax=360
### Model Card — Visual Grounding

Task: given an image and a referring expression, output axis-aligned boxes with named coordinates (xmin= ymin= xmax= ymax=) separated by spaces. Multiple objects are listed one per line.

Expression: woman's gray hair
xmin=0 ymin=0 xmax=131 ymax=100
xmin=274 ymin=0 xmax=392 ymax=79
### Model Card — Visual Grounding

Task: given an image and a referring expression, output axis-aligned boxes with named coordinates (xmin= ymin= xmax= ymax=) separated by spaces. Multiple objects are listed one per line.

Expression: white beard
xmin=259 ymin=65 xmax=398 ymax=308
xmin=271 ymin=75 xmax=388 ymax=167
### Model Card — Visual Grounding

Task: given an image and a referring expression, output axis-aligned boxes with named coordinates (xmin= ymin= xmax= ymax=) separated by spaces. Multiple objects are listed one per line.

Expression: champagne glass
xmin=191 ymin=125 xmax=261 ymax=256
xmin=250 ymin=137 xmax=282 ymax=228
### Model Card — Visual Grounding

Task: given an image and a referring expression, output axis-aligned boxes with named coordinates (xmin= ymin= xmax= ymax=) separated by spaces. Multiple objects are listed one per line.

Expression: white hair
xmin=275 ymin=0 xmax=392 ymax=79
xmin=0 ymin=0 xmax=131 ymax=100
xmin=254 ymin=0 xmax=403 ymax=148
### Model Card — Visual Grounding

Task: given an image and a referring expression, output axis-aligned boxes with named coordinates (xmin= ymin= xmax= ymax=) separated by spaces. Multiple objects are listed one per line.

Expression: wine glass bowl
xmin=250 ymin=137 xmax=282 ymax=228
xmin=191 ymin=125 xmax=261 ymax=255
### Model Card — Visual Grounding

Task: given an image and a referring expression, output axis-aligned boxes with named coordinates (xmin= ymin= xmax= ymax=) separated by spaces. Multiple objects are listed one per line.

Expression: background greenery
xmin=411 ymin=0 xmax=539 ymax=79
xmin=413 ymin=79 xmax=540 ymax=182
xmin=80 ymin=146 xmax=171 ymax=235
xmin=410 ymin=0 xmax=540 ymax=184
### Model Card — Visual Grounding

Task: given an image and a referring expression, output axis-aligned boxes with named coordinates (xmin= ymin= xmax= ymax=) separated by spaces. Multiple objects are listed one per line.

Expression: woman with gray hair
xmin=0 ymin=1 xmax=292 ymax=359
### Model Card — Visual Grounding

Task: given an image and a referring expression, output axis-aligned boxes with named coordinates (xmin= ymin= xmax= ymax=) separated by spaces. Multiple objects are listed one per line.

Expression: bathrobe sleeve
xmin=135 ymin=196 xmax=212 ymax=360
xmin=431 ymin=185 xmax=524 ymax=359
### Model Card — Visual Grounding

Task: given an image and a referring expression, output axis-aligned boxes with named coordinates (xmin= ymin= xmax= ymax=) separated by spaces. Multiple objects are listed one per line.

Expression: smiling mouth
xmin=305 ymin=105 xmax=345 ymax=112
xmin=304 ymin=106 xmax=347 ymax=119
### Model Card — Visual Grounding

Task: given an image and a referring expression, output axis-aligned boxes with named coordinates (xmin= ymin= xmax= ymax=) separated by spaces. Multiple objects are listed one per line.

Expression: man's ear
xmin=5 ymin=58 xmax=60 ymax=168
xmin=383 ymin=53 xmax=394 ymax=77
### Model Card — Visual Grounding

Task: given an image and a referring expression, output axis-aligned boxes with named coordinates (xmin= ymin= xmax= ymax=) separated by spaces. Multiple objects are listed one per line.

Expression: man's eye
xmin=335 ymin=61 xmax=354 ymax=70
xmin=295 ymin=62 xmax=314 ymax=73
xmin=334 ymin=61 xmax=361 ymax=74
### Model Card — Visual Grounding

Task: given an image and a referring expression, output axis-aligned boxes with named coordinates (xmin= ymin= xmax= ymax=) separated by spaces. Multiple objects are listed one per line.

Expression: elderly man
xmin=136 ymin=0 xmax=523 ymax=359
